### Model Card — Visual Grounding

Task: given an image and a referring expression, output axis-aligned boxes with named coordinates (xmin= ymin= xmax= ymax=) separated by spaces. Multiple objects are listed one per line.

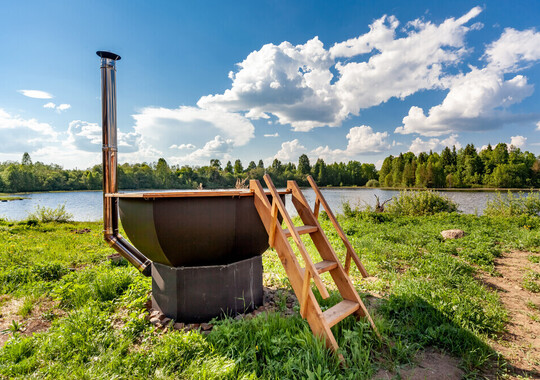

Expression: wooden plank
xmin=314 ymin=198 xmax=321 ymax=219
xmin=283 ymin=225 xmax=318 ymax=238
xmin=263 ymin=175 xmax=330 ymax=299
xmin=300 ymin=268 xmax=311 ymax=317
xmin=268 ymin=200 xmax=278 ymax=248
xmin=323 ymin=300 xmax=359 ymax=328
xmin=306 ymin=175 xmax=369 ymax=278
xmin=314 ymin=260 xmax=338 ymax=274
xmin=106 ymin=189 xmax=291 ymax=198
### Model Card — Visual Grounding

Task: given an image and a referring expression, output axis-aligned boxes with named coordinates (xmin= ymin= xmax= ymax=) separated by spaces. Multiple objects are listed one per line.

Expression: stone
xmin=440 ymin=229 xmax=465 ymax=240
xmin=200 ymin=323 xmax=213 ymax=331
xmin=161 ymin=317 xmax=171 ymax=326
xmin=173 ymin=322 xmax=185 ymax=330
xmin=149 ymin=317 xmax=162 ymax=325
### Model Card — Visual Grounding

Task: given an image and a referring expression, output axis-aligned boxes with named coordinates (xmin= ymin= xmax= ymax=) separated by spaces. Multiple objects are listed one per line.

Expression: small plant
xmin=27 ymin=204 xmax=73 ymax=223
xmin=528 ymin=255 xmax=540 ymax=264
xmin=18 ymin=298 xmax=34 ymax=318
xmin=522 ymin=270 xmax=540 ymax=293
xmin=484 ymin=191 xmax=540 ymax=217
xmin=385 ymin=190 xmax=458 ymax=216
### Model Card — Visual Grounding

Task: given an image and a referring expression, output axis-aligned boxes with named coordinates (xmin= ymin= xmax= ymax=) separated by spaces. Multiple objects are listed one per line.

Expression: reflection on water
xmin=0 ymin=188 xmax=526 ymax=221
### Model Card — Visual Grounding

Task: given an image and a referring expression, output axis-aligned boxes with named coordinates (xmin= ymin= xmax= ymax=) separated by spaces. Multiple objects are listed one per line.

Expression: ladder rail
xmin=262 ymin=174 xmax=330 ymax=299
xmin=307 ymin=175 xmax=369 ymax=278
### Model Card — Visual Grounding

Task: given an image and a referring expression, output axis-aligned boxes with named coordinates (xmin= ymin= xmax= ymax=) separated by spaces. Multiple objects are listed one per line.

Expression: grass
xmin=0 ymin=196 xmax=26 ymax=201
xmin=0 ymin=207 xmax=538 ymax=378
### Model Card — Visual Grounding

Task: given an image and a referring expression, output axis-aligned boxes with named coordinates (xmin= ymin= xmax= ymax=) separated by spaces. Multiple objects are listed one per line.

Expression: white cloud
xmin=536 ymin=121 xmax=540 ymax=131
xmin=274 ymin=139 xmax=307 ymax=162
xmin=198 ymin=7 xmax=483 ymax=132
xmin=66 ymin=120 xmax=139 ymax=153
xmin=18 ymin=90 xmax=53 ymax=99
xmin=0 ymin=108 xmax=57 ymax=153
xmin=407 ymin=134 xmax=462 ymax=154
xmin=510 ymin=135 xmax=527 ymax=148
xmin=263 ymin=133 xmax=279 ymax=137
xmin=131 ymin=106 xmax=254 ymax=160
xmin=396 ymin=27 xmax=540 ymax=136
xmin=311 ymin=125 xmax=390 ymax=162
xmin=170 ymin=143 xmax=196 ymax=150
xmin=43 ymin=102 xmax=71 ymax=113
xmin=172 ymin=135 xmax=235 ymax=165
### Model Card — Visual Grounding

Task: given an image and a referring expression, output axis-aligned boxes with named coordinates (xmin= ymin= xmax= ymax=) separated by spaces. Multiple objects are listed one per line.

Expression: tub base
xmin=151 ymin=255 xmax=263 ymax=322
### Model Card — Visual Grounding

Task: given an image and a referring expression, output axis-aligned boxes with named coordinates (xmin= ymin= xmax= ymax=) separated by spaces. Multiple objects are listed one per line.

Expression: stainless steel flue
xmin=98 ymin=51 xmax=151 ymax=276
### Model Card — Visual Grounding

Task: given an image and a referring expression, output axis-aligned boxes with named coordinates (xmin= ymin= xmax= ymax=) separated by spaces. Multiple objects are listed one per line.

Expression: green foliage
xmin=385 ymin=191 xmax=458 ymax=216
xmin=365 ymin=179 xmax=379 ymax=187
xmin=484 ymin=191 xmax=540 ymax=217
xmin=27 ymin=204 xmax=73 ymax=223
xmin=522 ymin=270 xmax=540 ymax=293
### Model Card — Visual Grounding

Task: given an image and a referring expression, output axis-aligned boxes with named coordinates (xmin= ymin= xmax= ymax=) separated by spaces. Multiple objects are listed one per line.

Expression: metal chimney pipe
xmin=97 ymin=51 xmax=151 ymax=276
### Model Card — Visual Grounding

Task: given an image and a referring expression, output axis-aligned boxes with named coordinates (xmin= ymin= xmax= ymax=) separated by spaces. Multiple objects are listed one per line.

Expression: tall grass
xmin=27 ymin=204 xmax=73 ymax=223
xmin=484 ymin=191 xmax=540 ymax=217
xmin=385 ymin=190 xmax=458 ymax=216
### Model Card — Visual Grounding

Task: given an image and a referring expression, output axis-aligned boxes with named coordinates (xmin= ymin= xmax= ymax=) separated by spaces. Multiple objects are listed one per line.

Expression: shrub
xmin=365 ymin=179 xmax=379 ymax=188
xmin=385 ymin=191 xmax=458 ymax=216
xmin=484 ymin=191 xmax=540 ymax=217
xmin=27 ymin=204 xmax=73 ymax=223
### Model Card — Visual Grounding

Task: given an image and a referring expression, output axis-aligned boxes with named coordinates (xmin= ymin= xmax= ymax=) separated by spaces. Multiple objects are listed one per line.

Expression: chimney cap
xmin=96 ymin=51 xmax=121 ymax=60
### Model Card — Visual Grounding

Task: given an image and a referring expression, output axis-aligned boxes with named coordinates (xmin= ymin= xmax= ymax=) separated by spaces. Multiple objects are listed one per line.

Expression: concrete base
xmin=151 ymin=255 xmax=263 ymax=322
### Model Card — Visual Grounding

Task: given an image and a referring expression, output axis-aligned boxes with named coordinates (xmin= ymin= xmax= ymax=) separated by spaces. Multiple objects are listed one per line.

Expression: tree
xmin=257 ymin=160 xmax=264 ymax=169
xmin=297 ymin=154 xmax=311 ymax=175
xmin=224 ymin=161 xmax=233 ymax=173
xmin=22 ymin=152 xmax=32 ymax=166
xmin=247 ymin=161 xmax=256 ymax=171
xmin=234 ymin=159 xmax=244 ymax=175
xmin=210 ymin=159 xmax=221 ymax=170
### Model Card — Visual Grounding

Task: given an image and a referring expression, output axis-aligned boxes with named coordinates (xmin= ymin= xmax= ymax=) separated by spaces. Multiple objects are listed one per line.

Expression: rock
xmin=161 ymin=317 xmax=171 ymax=326
xmin=234 ymin=314 xmax=244 ymax=320
xmin=149 ymin=317 xmax=162 ymax=325
xmin=441 ymin=229 xmax=465 ymax=240
xmin=149 ymin=310 xmax=161 ymax=319
xmin=173 ymin=322 xmax=185 ymax=330
xmin=200 ymin=323 xmax=213 ymax=331
xmin=257 ymin=306 xmax=266 ymax=312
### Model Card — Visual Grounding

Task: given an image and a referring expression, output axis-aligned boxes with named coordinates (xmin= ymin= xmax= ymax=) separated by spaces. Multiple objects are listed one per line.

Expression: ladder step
xmin=322 ymin=300 xmax=360 ymax=327
xmin=283 ymin=225 xmax=318 ymax=238
xmin=314 ymin=260 xmax=338 ymax=274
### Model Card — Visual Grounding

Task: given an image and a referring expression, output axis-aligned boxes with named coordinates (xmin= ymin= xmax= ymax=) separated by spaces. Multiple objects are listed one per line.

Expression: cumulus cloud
xmin=170 ymin=143 xmax=196 ymax=150
xmin=43 ymin=102 xmax=71 ymax=113
xmin=274 ymin=139 xmax=307 ymax=162
xmin=131 ymin=106 xmax=254 ymax=161
xmin=198 ymin=7 xmax=483 ymax=132
xmin=536 ymin=121 xmax=540 ymax=131
xmin=0 ymin=108 xmax=57 ymax=153
xmin=67 ymin=120 xmax=139 ymax=153
xmin=311 ymin=125 xmax=390 ymax=162
xmin=407 ymin=134 xmax=462 ymax=155
xmin=172 ymin=135 xmax=235 ymax=165
xmin=510 ymin=135 xmax=527 ymax=148
xmin=396 ymin=27 xmax=540 ymax=136
xmin=264 ymin=133 xmax=279 ymax=137
xmin=18 ymin=90 xmax=53 ymax=99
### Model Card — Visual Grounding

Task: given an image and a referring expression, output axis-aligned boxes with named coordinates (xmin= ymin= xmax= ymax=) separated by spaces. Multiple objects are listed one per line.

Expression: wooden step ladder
xmin=250 ymin=174 xmax=378 ymax=354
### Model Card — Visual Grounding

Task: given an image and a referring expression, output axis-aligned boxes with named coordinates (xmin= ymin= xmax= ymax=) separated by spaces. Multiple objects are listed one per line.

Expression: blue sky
xmin=1 ymin=0 xmax=540 ymax=169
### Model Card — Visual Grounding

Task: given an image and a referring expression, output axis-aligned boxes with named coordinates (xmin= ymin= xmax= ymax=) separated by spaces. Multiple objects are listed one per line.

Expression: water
xmin=0 ymin=188 xmax=522 ymax=222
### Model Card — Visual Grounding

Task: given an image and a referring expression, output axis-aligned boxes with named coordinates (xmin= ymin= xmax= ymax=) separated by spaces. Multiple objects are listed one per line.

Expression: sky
xmin=1 ymin=0 xmax=540 ymax=170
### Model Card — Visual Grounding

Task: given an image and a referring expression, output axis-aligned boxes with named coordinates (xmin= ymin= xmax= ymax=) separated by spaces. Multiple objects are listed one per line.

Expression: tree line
xmin=1 ymin=143 xmax=539 ymax=193
xmin=0 ymin=153 xmax=377 ymax=192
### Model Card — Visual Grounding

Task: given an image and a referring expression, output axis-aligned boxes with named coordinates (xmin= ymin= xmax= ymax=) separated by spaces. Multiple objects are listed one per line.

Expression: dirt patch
xmin=0 ymin=295 xmax=62 ymax=347
xmin=480 ymin=251 xmax=540 ymax=378
xmin=374 ymin=348 xmax=464 ymax=380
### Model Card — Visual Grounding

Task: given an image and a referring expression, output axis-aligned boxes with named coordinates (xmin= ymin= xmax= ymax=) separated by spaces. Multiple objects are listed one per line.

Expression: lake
xmin=0 ymin=188 xmax=522 ymax=222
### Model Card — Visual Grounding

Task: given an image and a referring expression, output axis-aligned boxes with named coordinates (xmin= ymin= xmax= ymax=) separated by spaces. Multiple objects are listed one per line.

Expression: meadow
xmin=0 ymin=194 xmax=539 ymax=378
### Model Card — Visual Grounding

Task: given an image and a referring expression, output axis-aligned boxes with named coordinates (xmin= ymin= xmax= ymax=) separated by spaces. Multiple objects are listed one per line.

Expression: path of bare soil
xmin=481 ymin=250 xmax=540 ymax=379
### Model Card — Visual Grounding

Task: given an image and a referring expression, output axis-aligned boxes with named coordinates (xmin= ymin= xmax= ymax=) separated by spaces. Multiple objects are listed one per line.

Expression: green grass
xmin=0 ymin=196 xmax=26 ymax=201
xmin=0 ymin=211 xmax=538 ymax=378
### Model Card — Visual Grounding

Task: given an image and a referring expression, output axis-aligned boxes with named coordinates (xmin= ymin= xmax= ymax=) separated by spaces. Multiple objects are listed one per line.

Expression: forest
xmin=0 ymin=142 xmax=539 ymax=193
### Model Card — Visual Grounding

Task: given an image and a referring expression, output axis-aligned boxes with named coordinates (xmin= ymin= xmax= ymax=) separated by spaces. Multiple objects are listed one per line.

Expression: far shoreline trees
xmin=1 ymin=142 xmax=539 ymax=193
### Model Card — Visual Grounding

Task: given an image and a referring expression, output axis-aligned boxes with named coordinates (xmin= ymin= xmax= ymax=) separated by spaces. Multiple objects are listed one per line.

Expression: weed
xmin=484 ymin=191 xmax=540 ymax=217
xmin=528 ymin=255 xmax=540 ymax=264
xmin=27 ymin=204 xmax=73 ymax=223
xmin=522 ymin=270 xmax=540 ymax=293
xmin=385 ymin=190 xmax=458 ymax=216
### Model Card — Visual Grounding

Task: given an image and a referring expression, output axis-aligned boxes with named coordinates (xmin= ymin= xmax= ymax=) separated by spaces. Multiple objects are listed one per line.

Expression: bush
xmin=385 ymin=191 xmax=458 ymax=216
xmin=484 ymin=191 xmax=540 ymax=217
xmin=365 ymin=179 xmax=379 ymax=188
xmin=27 ymin=204 xmax=73 ymax=223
